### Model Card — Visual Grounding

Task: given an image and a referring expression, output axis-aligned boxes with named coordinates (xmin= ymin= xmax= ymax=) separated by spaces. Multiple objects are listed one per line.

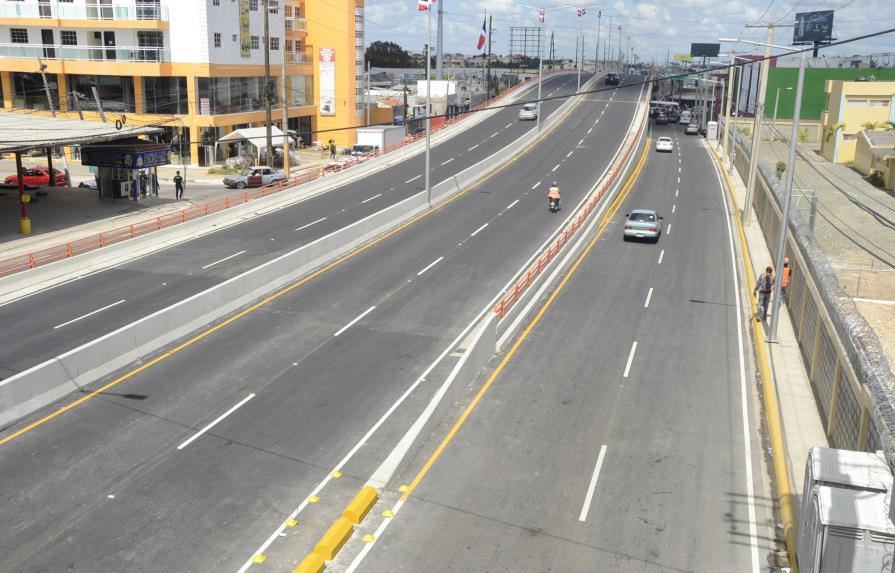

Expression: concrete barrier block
xmin=342 ymin=485 xmax=379 ymax=525
xmin=313 ymin=516 xmax=354 ymax=560
xmin=292 ymin=553 xmax=325 ymax=573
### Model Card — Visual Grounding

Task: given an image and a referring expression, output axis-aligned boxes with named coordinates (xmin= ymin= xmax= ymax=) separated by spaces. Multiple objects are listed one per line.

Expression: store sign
xmin=319 ymin=48 xmax=336 ymax=116
xmin=239 ymin=0 xmax=251 ymax=58
xmin=81 ymin=147 xmax=171 ymax=169
xmin=200 ymin=97 xmax=211 ymax=115
xmin=674 ymin=54 xmax=693 ymax=62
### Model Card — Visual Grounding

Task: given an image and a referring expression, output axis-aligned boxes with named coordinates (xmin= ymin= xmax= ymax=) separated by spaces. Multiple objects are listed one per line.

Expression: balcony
xmin=0 ymin=42 xmax=170 ymax=63
xmin=286 ymin=51 xmax=312 ymax=65
xmin=285 ymin=17 xmax=307 ymax=33
xmin=0 ymin=2 xmax=168 ymax=22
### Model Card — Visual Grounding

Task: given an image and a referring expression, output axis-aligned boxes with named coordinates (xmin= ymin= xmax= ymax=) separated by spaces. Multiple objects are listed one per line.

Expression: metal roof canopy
xmin=0 ymin=113 xmax=163 ymax=153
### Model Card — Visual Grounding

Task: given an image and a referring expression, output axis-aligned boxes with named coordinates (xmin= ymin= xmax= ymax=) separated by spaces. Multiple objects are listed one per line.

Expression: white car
xmin=655 ymin=137 xmax=673 ymax=153
xmin=222 ymin=166 xmax=286 ymax=189
xmin=518 ymin=103 xmax=538 ymax=120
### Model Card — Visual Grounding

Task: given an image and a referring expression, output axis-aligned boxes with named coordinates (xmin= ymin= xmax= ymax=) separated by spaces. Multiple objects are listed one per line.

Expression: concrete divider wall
xmin=725 ymin=122 xmax=895 ymax=460
xmin=0 ymin=74 xmax=604 ymax=430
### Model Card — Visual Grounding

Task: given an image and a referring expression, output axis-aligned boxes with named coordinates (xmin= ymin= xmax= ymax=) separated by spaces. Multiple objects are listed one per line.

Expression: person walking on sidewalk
xmin=754 ymin=265 xmax=775 ymax=322
xmin=781 ymin=257 xmax=792 ymax=304
xmin=329 ymin=140 xmax=337 ymax=160
xmin=173 ymin=171 xmax=184 ymax=200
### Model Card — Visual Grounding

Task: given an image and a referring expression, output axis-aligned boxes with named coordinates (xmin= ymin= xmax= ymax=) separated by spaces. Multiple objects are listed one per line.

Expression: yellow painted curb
xmin=342 ymin=485 xmax=379 ymax=525
xmin=707 ymin=143 xmax=799 ymax=573
xmin=313 ymin=516 xmax=354 ymax=561
xmin=292 ymin=552 xmax=325 ymax=573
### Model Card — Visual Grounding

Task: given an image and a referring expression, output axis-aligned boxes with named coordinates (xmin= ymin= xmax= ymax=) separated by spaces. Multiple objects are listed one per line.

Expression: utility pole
xmin=281 ymin=39 xmax=290 ymax=177
xmin=38 ymin=61 xmax=55 ymax=118
xmin=263 ymin=0 xmax=273 ymax=166
xmin=536 ymin=23 xmax=543 ymax=132
xmin=365 ymin=60 xmax=371 ymax=126
xmin=91 ymin=86 xmax=106 ymax=122
xmin=436 ymin=0 xmax=443 ymax=80
xmin=607 ymin=16 xmax=612 ymax=69
xmin=576 ymin=34 xmax=580 ymax=91
xmin=549 ymin=31 xmax=554 ymax=69
xmin=743 ymin=24 xmax=774 ymax=223
xmin=486 ymin=14 xmax=493 ymax=98
xmin=594 ymin=10 xmax=601 ymax=71
xmin=722 ymin=50 xmax=736 ymax=165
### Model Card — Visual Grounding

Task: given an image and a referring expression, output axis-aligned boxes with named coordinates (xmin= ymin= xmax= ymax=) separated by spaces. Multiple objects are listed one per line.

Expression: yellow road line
xmin=0 ymin=88 xmax=591 ymax=449
xmin=707 ymin=144 xmax=799 ymax=573
xmin=400 ymin=137 xmax=651 ymax=502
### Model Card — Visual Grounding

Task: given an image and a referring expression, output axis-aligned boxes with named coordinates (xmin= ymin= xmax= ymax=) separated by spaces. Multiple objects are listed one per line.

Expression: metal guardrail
xmin=0 ymin=2 xmax=168 ymax=21
xmin=285 ymin=51 xmax=312 ymax=65
xmin=0 ymin=75 xmax=541 ymax=279
xmin=729 ymin=124 xmax=895 ymax=457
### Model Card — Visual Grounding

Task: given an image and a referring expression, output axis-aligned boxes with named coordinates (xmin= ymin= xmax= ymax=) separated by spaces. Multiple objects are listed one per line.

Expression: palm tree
xmin=824 ymin=122 xmax=845 ymax=142
xmin=886 ymin=121 xmax=895 ymax=131
xmin=861 ymin=121 xmax=883 ymax=131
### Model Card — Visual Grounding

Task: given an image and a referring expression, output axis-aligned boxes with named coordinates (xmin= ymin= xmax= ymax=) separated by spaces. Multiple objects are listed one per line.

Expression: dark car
xmin=605 ymin=73 xmax=620 ymax=86
xmin=655 ymin=114 xmax=668 ymax=125
xmin=350 ymin=144 xmax=378 ymax=156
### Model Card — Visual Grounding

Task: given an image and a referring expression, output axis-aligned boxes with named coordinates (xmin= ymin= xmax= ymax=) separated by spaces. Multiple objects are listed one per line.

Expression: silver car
xmin=518 ymin=103 xmax=538 ymax=120
xmin=623 ymin=209 xmax=663 ymax=242
xmin=223 ymin=166 xmax=286 ymax=189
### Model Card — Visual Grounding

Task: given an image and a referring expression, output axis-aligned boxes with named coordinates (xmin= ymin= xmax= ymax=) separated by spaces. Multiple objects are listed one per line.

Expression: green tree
xmin=365 ymin=41 xmax=415 ymax=68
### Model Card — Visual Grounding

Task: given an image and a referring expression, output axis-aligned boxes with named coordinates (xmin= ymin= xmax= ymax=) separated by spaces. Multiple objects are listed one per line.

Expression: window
xmin=143 ymin=76 xmax=188 ymax=114
xmin=285 ymin=5 xmax=292 ymax=17
xmin=846 ymin=99 xmax=867 ymax=107
xmin=213 ymin=0 xmax=220 ymax=4
xmin=10 ymin=29 xmax=28 ymax=44
xmin=268 ymin=0 xmax=278 ymax=13
xmin=196 ymin=76 xmax=278 ymax=114
xmin=67 ymin=75 xmax=135 ymax=113
xmin=250 ymin=36 xmax=259 ymax=50
xmin=269 ymin=37 xmax=279 ymax=50
xmin=249 ymin=0 xmax=258 ymax=10
xmin=61 ymin=31 xmax=77 ymax=46
xmin=868 ymin=100 xmax=889 ymax=107
xmin=232 ymin=33 xmax=237 ymax=42
xmin=285 ymin=40 xmax=292 ymax=53
xmin=214 ymin=33 xmax=221 ymax=48
xmin=12 ymin=72 xmax=59 ymax=110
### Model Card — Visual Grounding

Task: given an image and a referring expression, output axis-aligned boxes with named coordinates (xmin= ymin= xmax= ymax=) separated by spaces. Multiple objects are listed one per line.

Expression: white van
xmin=518 ymin=103 xmax=538 ymax=121
xmin=679 ymin=110 xmax=692 ymax=124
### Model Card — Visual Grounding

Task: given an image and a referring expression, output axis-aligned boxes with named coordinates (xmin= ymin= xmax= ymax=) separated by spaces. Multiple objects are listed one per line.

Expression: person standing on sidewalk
xmin=754 ymin=265 xmax=775 ymax=322
xmin=173 ymin=171 xmax=184 ymax=200
xmin=781 ymin=257 xmax=792 ymax=304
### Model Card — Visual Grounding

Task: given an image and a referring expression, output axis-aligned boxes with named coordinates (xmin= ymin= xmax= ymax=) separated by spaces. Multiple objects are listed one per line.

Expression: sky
xmin=363 ymin=0 xmax=895 ymax=65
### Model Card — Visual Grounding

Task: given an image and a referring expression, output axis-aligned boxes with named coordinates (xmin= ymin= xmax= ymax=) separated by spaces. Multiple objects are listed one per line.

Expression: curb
xmin=706 ymin=142 xmax=799 ymax=572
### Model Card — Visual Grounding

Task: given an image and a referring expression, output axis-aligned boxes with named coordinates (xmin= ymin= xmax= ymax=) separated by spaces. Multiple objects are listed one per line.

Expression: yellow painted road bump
xmin=285 ymin=518 xmax=298 ymax=527
xmin=314 ymin=516 xmax=354 ymax=560
xmin=398 ymin=484 xmax=408 ymax=493
xmin=331 ymin=470 xmax=343 ymax=479
xmin=342 ymin=486 xmax=379 ymax=524
xmin=252 ymin=554 xmax=266 ymax=564
xmin=292 ymin=553 xmax=325 ymax=573
xmin=382 ymin=509 xmax=395 ymax=518
xmin=308 ymin=495 xmax=320 ymax=503
xmin=362 ymin=534 xmax=376 ymax=542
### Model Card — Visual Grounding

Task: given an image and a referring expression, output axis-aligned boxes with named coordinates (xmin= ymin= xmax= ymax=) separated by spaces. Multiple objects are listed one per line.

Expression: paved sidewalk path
xmin=709 ymin=140 xmax=829 ymax=499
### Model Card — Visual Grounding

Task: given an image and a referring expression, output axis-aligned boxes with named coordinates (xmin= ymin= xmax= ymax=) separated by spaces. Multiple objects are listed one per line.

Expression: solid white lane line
xmin=658 ymin=250 xmax=665 ymax=265
xmin=361 ymin=193 xmax=382 ymax=204
xmin=578 ymin=444 xmax=608 ymax=522
xmin=552 ymin=164 xmax=560 ymax=172
xmin=622 ymin=341 xmax=638 ymax=378
xmin=416 ymin=256 xmax=445 ymax=276
xmin=176 ymin=394 xmax=255 ymax=450
xmin=644 ymin=287 xmax=654 ymax=308
xmin=201 ymin=250 xmax=246 ymax=269
xmin=441 ymin=158 xmax=455 ymax=166
xmin=490 ymin=132 xmax=499 ymax=138
xmin=566 ymin=150 xmax=574 ymax=158
xmin=672 ymin=204 xmax=676 ymax=214
xmin=334 ymin=306 xmax=376 ymax=336
xmin=468 ymin=144 xmax=479 ymax=151
xmin=405 ymin=175 xmax=422 ymax=184
xmin=54 ymin=299 xmax=126 ymax=329
xmin=667 ymin=223 xmax=672 ymax=236
xmin=294 ymin=218 xmax=327 ymax=232
xmin=507 ymin=199 xmax=520 ymax=209
xmin=708 ymin=146 xmax=761 ymax=572
xmin=531 ymin=181 xmax=542 ymax=190
xmin=470 ymin=223 xmax=489 ymax=237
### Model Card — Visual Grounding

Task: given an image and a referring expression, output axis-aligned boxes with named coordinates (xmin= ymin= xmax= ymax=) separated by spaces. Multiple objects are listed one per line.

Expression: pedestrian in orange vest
xmin=781 ymin=257 xmax=792 ymax=304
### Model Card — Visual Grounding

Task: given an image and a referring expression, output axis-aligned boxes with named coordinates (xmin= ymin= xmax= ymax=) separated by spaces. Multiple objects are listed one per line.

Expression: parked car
xmin=222 ymin=166 xmax=286 ymax=189
xmin=605 ymin=73 xmax=620 ymax=86
xmin=623 ymin=209 xmax=663 ymax=242
xmin=655 ymin=114 xmax=668 ymax=125
xmin=4 ymin=166 xmax=66 ymax=188
xmin=679 ymin=110 xmax=692 ymax=124
xmin=518 ymin=103 xmax=538 ymax=120
xmin=350 ymin=144 xmax=379 ymax=156
xmin=77 ymin=177 xmax=98 ymax=190
xmin=655 ymin=137 xmax=674 ymax=152
xmin=685 ymin=123 xmax=700 ymax=135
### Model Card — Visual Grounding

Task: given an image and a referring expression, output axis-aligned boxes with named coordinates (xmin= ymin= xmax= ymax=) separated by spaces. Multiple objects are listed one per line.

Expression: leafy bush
xmin=776 ymin=161 xmax=786 ymax=179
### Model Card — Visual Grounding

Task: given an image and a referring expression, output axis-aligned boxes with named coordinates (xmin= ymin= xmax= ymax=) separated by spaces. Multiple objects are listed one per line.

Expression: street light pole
xmin=425 ymin=3 xmax=432 ymax=206
xmin=769 ymin=50 xmax=806 ymax=342
xmin=536 ymin=23 xmax=543 ymax=132
xmin=263 ymin=0 xmax=273 ymax=166
xmin=594 ymin=10 xmax=601 ymax=71
xmin=743 ymin=25 xmax=774 ymax=223
xmin=723 ymin=50 xmax=736 ymax=163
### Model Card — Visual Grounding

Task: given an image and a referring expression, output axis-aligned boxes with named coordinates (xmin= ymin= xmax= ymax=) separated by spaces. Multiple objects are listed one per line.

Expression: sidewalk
xmin=707 ymin=140 xmax=829 ymax=500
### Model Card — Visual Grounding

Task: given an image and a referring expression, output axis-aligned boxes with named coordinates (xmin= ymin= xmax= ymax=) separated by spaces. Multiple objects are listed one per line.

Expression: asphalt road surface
xmin=0 ymin=76 xmax=649 ymax=572
xmin=349 ymin=122 xmax=777 ymax=573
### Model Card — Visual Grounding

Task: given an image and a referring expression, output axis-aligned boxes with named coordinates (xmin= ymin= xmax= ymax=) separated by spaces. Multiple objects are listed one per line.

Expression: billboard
xmin=239 ymin=0 xmax=250 ymax=57
xmin=319 ymin=48 xmax=336 ymax=116
xmin=674 ymin=54 xmax=693 ymax=62
xmin=690 ymin=43 xmax=720 ymax=57
xmin=793 ymin=10 xmax=834 ymax=44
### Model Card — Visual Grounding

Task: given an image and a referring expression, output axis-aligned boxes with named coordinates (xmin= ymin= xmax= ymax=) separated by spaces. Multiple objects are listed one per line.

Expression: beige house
xmin=820 ymin=80 xmax=895 ymax=164
xmin=854 ymin=130 xmax=895 ymax=190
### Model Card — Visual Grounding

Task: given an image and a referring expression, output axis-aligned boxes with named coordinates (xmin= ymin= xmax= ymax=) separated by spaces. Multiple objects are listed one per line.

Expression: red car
xmin=4 ymin=166 xmax=67 ymax=188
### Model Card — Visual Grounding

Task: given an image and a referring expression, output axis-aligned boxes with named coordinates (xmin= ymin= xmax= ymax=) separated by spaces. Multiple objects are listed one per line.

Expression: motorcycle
xmin=548 ymin=198 xmax=560 ymax=213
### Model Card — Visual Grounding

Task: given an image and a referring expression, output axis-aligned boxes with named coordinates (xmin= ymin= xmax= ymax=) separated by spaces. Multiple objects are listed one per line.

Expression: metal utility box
xmin=798 ymin=447 xmax=895 ymax=572
xmin=706 ymin=120 xmax=719 ymax=141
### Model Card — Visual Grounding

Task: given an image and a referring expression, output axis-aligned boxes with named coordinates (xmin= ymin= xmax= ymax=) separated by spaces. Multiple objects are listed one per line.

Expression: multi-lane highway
xmin=0 ymin=72 xmax=588 ymax=377
xmin=0 ymin=75 xmax=650 ymax=571
xmin=342 ymin=123 xmax=775 ymax=572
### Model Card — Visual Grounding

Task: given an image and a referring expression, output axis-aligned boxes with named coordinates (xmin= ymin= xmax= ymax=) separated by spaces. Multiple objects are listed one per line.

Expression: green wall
xmin=764 ymin=68 xmax=895 ymax=120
